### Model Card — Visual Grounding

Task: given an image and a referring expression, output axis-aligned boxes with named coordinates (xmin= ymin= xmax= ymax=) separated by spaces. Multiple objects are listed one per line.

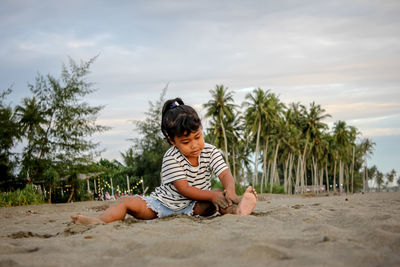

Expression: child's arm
xmin=173 ymin=179 xmax=229 ymax=209
xmin=218 ymin=169 xmax=240 ymax=206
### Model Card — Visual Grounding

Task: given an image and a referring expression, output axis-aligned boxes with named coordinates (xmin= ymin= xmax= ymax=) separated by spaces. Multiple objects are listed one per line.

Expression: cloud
xmin=1 ymin=0 xmax=400 ymax=167
xmin=325 ymin=102 xmax=400 ymax=121
xmin=361 ymin=128 xmax=400 ymax=138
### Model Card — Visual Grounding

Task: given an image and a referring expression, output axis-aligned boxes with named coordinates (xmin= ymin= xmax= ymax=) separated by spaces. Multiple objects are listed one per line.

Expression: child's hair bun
xmin=162 ymin=98 xmax=185 ymax=116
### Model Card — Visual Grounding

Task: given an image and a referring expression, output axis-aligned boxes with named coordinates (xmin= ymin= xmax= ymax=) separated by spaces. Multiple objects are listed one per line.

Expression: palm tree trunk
xmin=345 ymin=165 xmax=350 ymax=193
xmin=284 ymin=157 xmax=289 ymax=194
xmin=67 ymin=187 xmax=75 ymax=203
xmin=48 ymin=186 xmax=52 ymax=204
xmin=232 ymin=145 xmax=236 ymax=182
xmin=295 ymin=155 xmax=300 ymax=193
xmin=351 ymin=146 xmax=355 ymax=194
xmin=275 ymin=171 xmax=279 ymax=186
xmin=253 ymin=119 xmax=262 ymax=186
xmin=300 ymin=156 xmax=305 ymax=193
xmin=302 ymin=137 xmax=309 ymax=187
xmin=288 ymin=153 xmax=294 ymax=195
xmin=220 ymin=115 xmax=229 ymax=167
xmin=261 ymin=137 xmax=269 ymax=194
xmin=339 ymin=160 xmax=344 ymax=194
xmin=365 ymin=166 xmax=369 ymax=192
xmin=266 ymin=160 xmax=271 ymax=190
xmin=270 ymin=141 xmax=280 ymax=193
xmin=312 ymin=156 xmax=317 ymax=192
xmin=319 ymin=167 xmax=324 ymax=193
xmin=333 ymin=160 xmax=337 ymax=193
xmin=362 ymin=164 xmax=366 ymax=193
xmin=260 ymin=170 xmax=265 ymax=194
xmin=269 ymin=160 xmax=274 ymax=192
xmin=325 ymin=162 xmax=329 ymax=193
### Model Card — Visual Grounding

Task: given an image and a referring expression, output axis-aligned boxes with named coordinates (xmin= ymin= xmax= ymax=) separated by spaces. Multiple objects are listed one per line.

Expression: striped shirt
xmin=151 ymin=143 xmax=228 ymax=211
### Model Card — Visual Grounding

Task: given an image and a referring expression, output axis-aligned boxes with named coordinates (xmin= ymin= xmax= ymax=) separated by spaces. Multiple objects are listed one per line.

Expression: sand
xmin=1 ymin=192 xmax=399 ymax=267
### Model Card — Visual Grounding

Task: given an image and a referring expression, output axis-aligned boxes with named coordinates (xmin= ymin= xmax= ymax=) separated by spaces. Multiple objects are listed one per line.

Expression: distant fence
xmin=295 ymin=185 xmax=326 ymax=193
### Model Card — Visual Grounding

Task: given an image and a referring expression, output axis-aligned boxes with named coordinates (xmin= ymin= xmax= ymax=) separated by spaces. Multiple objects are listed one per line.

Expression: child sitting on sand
xmin=71 ymin=98 xmax=257 ymax=224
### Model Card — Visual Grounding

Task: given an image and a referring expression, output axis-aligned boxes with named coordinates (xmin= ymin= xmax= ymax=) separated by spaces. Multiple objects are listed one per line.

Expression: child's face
xmin=170 ymin=129 xmax=205 ymax=159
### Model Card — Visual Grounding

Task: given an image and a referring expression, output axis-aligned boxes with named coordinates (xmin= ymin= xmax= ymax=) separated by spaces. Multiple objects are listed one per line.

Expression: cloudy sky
xmin=1 ymin=0 xmax=399 ymax=176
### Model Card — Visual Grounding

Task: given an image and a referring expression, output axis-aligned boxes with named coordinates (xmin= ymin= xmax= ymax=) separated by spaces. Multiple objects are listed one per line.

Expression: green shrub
xmin=211 ymin=178 xmax=250 ymax=196
xmin=211 ymin=177 xmax=224 ymax=191
xmin=0 ymin=185 xmax=44 ymax=207
xmin=209 ymin=178 xmax=286 ymax=196
xmin=234 ymin=183 xmax=248 ymax=195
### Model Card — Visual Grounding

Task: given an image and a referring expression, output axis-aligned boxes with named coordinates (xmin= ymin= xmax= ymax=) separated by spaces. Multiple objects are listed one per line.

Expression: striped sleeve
xmin=209 ymin=147 xmax=229 ymax=176
xmin=161 ymin=154 xmax=187 ymax=184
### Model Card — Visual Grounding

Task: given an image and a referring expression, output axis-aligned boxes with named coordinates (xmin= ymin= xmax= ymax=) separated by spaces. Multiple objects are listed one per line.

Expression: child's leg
xmin=71 ymin=196 xmax=157 ymax=224
xmin=192 ymin=201 xmax=218 ymax=216
xmin=193 ymin=186 xmax=257 ymax=216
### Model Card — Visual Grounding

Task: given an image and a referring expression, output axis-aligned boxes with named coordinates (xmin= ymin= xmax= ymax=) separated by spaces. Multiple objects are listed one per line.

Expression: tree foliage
xmin=202 ymin=85 xmax=396 ymax=194
xmin=16 ymin=57 xmax=109 ymax=188
xmin=0 ymin=89 xmax=21 ymax=190
xmin=123 ymin=87 xmax=170 ymax=193
xmin=0 ymin=57 xmax=109 ymax=203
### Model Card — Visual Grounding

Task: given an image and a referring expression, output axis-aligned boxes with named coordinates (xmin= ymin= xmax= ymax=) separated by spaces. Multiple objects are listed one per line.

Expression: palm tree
xmin=385 ymin=169 xmax=396 ymax=191
xmin=286 ymin=103 xmax=306 ymax=193
xmin=204 ymin=85 xmax=235 ymax=167
xmin=280 ymin=110 xmax=301 ymax=194
xmin=359 ymin=138 xmax=375 ymax=192
xmin=348 ymin=126 xmax=359 ymax=193
xmin=368 ymin=165 xmax=378 ymax=189
xmin=329 ymin=135 xmax=339 ymax=193
xmin=376 ymin=171 xmax=384 ymax=192
xmin=397 ymin=175 xmax=400 ymax=191
xmin=15 ymin=97 xmax=46 ymax=182
xmin=264 ymin=93 xmax=285 ymax=193
xmin=228 ymin=110 xmax=246 ymax=182
xmin=318 ymin=133 xmax=331 ymax=193
xmin=333 ymin=121 xmax=352 ymax=194
xmin=302 ymin=102 xmax=330 ymax=191
xmin=243 ymin=88 xmax=270 ymax=186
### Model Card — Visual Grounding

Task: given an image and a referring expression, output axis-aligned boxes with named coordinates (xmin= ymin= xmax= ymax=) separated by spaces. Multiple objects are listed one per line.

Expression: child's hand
xmin=212 ymin=192 xmax=229 ymax=210
xmin=224 ymin=189 xmax=240 ymax=206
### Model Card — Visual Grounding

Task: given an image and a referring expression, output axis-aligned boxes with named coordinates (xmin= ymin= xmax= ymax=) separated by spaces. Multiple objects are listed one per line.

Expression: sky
xmin=1 ymin=0 xmax=399 ymax=177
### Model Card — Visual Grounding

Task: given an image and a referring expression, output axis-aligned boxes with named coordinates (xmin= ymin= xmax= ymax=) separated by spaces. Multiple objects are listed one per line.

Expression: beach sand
xmin=1 ymin=192 xmax=399 ymax=267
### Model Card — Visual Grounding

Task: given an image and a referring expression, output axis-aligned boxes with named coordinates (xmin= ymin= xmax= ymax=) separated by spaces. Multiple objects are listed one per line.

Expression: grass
xmin=211 ymin=178 xmax=285 ymax=195
xmin=0 ymin=185 xmax=44 ymax=207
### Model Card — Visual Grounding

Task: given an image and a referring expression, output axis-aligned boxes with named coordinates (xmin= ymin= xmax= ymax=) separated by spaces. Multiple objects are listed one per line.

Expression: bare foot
xmin=236 ymin=186 xmax=257 ymax=215
xmin=70 ymin=214 xmax=103 ymax=225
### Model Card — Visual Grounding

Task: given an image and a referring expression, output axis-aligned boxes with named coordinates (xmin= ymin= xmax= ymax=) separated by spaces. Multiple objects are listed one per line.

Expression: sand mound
xmin=1 ymin=192 xmax=399 ymax=266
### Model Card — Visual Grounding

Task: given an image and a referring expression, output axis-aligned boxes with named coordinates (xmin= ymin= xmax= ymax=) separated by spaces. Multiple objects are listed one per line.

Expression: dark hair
xmin=161 ymin=98 xmax=202 ymax=144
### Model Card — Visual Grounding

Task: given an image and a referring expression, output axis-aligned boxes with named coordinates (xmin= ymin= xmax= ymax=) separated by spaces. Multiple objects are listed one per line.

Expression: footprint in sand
xmin=379 ymin=224 xmax=400 ymax=234
xmin=8 ymin=231 xmax=53 ymax=239
xmin=242 ymin=244 xmax=291 ymax=260
xmin=371 ymin=214 xmax=392 ymax=221
xmin=63 ymin=223 xmax=95 ymax=236
xmin=291 ymin=204 xmax=304 ymax=209
xmin=0 ymin=244 xmax=40 ymax=254
xmin=0 ymin=259 xmax=21 ymax=267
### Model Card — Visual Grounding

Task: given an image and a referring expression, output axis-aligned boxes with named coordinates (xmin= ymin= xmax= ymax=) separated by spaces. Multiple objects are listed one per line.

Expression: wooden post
xmin=127 ymin=176 xmax=130 ymax=194
xmin=87 ymin=179 xmax=91 ymax=193
xmin=141 ymin=177 xmax=145 ymax=195
xmin=110 ymin=177 xmax=114 ymax=196
xmin=94 ymin=179 xmax=97 ymax=194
